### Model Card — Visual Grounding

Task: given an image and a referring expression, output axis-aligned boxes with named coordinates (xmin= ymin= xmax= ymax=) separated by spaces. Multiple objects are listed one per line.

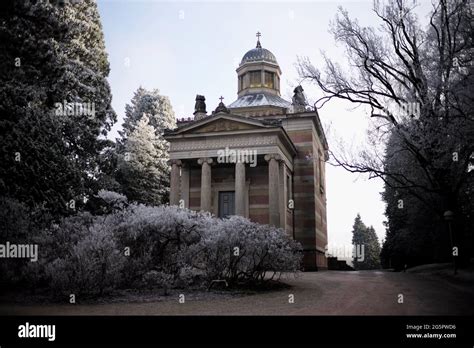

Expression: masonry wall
xmin=247 ymin=163 xmax=269 ymax=225
xmin=284 ymin=116 xmax=328 ymax=270
xmin=189 ymin=166 xmax=201 ymax=211
xmin=286 ymin=128 xmax=318 ymax=270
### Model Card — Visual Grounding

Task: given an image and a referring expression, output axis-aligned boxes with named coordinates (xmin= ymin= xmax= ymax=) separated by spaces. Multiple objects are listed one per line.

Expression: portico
xmin=166 ymin=113 xmax=296 ymax=227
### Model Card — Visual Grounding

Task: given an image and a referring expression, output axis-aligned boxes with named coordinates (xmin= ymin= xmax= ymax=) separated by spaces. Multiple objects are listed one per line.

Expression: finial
xmin=215 ymin=96 xmax=229 ymax=114
xmin=256 ymin=31 xmax=262 ymax=48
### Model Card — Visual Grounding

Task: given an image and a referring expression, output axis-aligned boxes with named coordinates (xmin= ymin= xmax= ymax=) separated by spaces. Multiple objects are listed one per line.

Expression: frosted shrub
xmin=97 ymin=190 xmax=128 ymax=209
xmin=86 ymin=190 xmax=129 ymax=215
xmin=113 ymin=204 xmax=215 ymax=286
xmin=17 ymin=212 xmax=96 ymax=290
xmin=189 ymin=216 xmax=302 ymax=285
xmin=46 ymin=218 xmax=126 ymax=296
xmin=0 ymin=197 xmax=54 ymax=288
xmin=19 ymin=203 xmax=302 ymax=297
xmin=142 ymin=270 xmax=173 ymax=290
xmin=175 ymin=265 xmax=206 ymax=288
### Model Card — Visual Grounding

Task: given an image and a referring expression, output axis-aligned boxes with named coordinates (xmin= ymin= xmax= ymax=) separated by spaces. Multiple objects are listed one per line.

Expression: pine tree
xmin=351 ymin=214 xmax=367 ymax=269
xmin=119 ymin=87 xmax=176 ymax=142
xmin=365 ymin=226 xmax=381 ymax=269
xmin=116 ymin=87 xmax=176 ymax=205
xmin=117 ymin=116 xmax=169 ymax=205
xmin=351 ymin=214 xmax=381 ymax=270
xmin=0 ymin=0 xmax=116 ymax=215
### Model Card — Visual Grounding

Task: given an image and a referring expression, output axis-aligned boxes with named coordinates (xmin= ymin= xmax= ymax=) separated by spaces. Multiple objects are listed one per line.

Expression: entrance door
xmin=218 ymin=191 xmax=235 ymax=218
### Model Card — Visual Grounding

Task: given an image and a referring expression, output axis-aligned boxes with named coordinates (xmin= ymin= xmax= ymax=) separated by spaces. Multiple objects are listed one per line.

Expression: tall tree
xmin=298 ymin=0 xmax=473 ymax=266
xmin=365 ymin=226 xmax=382 ymax=269
xmin=116 ymin=87 xmax=176 ymax=205
xmin=0 ymin=0 xmax=116 ymax=216
xmin=117 ymin=116 xmax=169 ymax=205
xmin=119 ymin=87 xmax=176 ymax=142
xmin=351 ymin=214 xmax=367 ymax=270
xmin=352 ymin=214 xmax=381 ymax=270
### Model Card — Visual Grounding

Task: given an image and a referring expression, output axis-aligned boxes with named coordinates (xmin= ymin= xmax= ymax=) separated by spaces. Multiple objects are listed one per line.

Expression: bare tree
xmin=298 ymin=0 xmax=473 ymax=216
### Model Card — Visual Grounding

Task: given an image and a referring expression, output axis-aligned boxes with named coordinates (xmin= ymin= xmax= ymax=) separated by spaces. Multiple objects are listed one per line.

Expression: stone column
xmin=169 ymin=159 xmax=182 ymax=206
xmin=198 ymin=157 xmax=213 ymax=212
xmin=265 ymin=154 xmax=281 ymax=227
xmin=235 ymin=161 xmax=246 ymax=216
xmin=180 ymin=163 xmax=190 ymax=208
xmin=279 ymin=163 xmax=286 ymax=228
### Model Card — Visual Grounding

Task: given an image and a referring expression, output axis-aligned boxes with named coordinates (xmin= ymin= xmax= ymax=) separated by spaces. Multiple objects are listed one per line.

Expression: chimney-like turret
xmin=193 ymin=95 xmax=207 ymax=120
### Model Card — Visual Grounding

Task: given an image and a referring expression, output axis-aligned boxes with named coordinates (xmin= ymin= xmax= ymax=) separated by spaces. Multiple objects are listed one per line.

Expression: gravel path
xmin=1 ymin=270 xmax=473 ymax=315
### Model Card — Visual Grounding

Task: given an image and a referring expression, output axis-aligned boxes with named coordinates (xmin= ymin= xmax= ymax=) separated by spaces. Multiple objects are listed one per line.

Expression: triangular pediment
xmin=171 ymin=114 xmax=271 ymax=135
xmin=193 ymin=118 xmax=261 ymax=133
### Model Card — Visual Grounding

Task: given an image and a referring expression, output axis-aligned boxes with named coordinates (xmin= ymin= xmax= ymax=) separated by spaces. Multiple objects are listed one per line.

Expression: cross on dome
xmin=256 ymin=31 xmax=262 ymax=48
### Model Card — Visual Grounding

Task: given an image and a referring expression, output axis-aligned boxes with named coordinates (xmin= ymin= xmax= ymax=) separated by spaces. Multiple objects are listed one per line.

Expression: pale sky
xmin=97 ymin=0 xmax=434 ymax=254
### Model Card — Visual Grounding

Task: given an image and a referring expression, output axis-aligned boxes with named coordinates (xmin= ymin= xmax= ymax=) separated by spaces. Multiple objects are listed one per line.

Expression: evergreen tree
xmin=0 ymin=0 xmax=116 ymax=215
xmin=117 ymin=116 xmax=169 ymax=205
xmin=351 ymin=214 xmax=367 ymax=269
xmin=119 ymin=87 xmax=176 ymax=142
xmin=365 ymin=226 xmax=381 ymax=269
xmin=351 ymin=214 xmax=381 ymax=270
xmin=116 ymin=87 xmax=176 ymax=205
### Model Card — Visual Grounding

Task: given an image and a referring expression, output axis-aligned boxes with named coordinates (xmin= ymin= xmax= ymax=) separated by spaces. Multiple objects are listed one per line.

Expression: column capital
xmin=197 ymin=157 xmax=213 ymax=165
xmin=264 ymin=154 xmax=281 ymax=162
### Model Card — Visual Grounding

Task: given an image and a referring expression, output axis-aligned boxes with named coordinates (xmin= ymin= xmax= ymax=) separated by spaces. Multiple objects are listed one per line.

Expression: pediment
xmin=193 ymin=119 xmax=260 ymax=133
xmin=171 ymin=115 xmax=270 ymax=135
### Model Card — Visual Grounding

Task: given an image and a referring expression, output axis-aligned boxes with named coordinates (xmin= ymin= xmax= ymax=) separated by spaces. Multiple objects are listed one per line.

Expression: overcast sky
xmin=97 ymin=0 xmax=434 ymax=255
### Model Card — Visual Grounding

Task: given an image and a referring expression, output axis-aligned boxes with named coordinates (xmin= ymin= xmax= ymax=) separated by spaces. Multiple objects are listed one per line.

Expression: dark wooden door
xmin=218 ymin=191 xmax=235 ymax=218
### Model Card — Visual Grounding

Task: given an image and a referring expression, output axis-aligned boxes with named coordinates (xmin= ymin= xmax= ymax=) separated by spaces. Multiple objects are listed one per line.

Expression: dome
xmin=240 ymin=47 xmax=278 ymax=66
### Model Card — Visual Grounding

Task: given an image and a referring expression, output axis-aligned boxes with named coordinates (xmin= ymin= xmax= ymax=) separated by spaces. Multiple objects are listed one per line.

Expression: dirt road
xmin=2 ymin=270 xmax=473 ymax=315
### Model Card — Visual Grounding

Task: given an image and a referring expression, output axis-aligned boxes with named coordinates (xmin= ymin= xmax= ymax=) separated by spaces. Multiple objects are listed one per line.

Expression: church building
xmin=164 ymin=34 xmax=329 ymax=270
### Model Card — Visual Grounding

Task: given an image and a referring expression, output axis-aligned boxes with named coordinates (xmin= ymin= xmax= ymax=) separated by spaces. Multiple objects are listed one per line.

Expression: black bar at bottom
xmin=0 ymin=316 xmax=472 ymax=346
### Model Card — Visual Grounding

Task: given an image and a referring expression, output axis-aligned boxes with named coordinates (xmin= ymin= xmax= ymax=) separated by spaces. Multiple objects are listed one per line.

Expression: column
xmin=235 ymin=161 xmax=246 ymax=216
xmin=265 ymin=154 xmax=280 ymax=227
xmin=198 ymin=157 xmax=213 ymax=212
xmin=180 ymin=163 xmax=190 ymax=208
xmin=169 ymin=159 xmax=182 ymax=206
xmin=279 ymin=163 xmax=286 ymax=228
